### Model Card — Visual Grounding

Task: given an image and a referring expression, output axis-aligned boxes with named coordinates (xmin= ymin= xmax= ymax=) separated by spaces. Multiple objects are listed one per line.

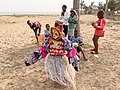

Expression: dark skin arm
xmin=38 ymin=27 xmax=41 ymax=36
xmin=61 ymin=12 xmax=64 ymax=16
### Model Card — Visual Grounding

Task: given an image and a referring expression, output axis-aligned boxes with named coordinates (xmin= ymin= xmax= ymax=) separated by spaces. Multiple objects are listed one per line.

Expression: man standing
xmin=60 ymin=5 xmax=68 ymax=37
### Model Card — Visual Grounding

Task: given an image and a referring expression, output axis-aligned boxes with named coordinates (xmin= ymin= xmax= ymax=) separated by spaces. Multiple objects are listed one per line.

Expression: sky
xmin=0 ymin=0 xmax=106 ymax=14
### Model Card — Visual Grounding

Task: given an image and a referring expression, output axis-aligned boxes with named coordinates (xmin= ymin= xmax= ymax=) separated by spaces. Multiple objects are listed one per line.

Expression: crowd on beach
xmin=25 ymin=5 xmax=106 ymax=90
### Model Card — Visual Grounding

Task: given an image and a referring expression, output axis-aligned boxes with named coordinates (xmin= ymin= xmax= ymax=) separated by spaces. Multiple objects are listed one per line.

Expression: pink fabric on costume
xmin=38 ymin=46 xmax=48 ymax=58
xmin=66 ymin=48 xmax=77 ymax=57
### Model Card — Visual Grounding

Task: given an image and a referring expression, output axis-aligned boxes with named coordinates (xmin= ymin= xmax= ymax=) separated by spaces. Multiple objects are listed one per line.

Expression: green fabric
xmin=68 ymin=16 xmax=77 ymax=29
xmin=55 ymin=20 xmax=60 ymax=24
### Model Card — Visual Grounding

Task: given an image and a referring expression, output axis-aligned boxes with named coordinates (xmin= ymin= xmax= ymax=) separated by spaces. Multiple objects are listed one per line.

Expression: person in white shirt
xmin=60 ymin=5 xmax=68 ymax=37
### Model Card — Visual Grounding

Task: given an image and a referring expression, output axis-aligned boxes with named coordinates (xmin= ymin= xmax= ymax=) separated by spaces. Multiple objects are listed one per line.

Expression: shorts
xmin=94 ymin=34 xmax=104 ymax=37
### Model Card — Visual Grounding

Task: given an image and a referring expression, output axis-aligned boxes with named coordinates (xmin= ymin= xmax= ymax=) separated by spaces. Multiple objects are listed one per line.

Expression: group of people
xmin=27 ymin=20 xmax=50 ymax=43
xmin=59 ymin=5 xmax=106 ymax=54
xmin=27 ymin=5 xmax=78 ymax=41
xmin=60 ymin=5 xmax=78 ymax=40
xmin=25 ymin=4 xmax=106 ymax=90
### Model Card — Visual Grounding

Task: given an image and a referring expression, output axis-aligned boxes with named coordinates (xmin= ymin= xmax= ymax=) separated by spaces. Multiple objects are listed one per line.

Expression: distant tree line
xmin=80 ymin=0 xmax=120 ymax=15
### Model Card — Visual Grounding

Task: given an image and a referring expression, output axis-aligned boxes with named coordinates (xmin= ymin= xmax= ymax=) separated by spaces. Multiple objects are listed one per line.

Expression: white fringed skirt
xmin=45 ymin=54 xmax=76 ymax=90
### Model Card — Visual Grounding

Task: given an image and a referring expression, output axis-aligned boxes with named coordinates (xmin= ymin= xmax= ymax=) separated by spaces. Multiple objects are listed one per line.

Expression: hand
xmin=73 ymin=21 xmax=77 ymax=24
xmin=61 ymin=12 xmax=64 ymax=16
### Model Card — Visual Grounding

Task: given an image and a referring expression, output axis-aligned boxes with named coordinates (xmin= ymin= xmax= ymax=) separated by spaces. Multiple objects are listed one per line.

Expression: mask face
xmin=52 ymin=30 xmax=60 ymax=39
xmin=50 ymin=27 xmax=62 ymax=41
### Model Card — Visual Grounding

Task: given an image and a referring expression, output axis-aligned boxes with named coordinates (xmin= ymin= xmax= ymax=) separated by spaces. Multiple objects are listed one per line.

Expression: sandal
xmin=91 ymin=51 xmax=98 ymax=54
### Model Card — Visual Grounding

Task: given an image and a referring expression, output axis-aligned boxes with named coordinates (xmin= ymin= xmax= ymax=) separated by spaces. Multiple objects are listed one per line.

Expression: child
xmin=68 ymin=10 xmax=78 ymax=40
xmin=27 ymin=20 xmax=41 ymax=44
xmin=91 ymin=11 xmax=106 ymax=54
xmin=70 ymin=30 xmax=87 ymax=61
xmin=44 ymin=24 xmax=50 ymax=39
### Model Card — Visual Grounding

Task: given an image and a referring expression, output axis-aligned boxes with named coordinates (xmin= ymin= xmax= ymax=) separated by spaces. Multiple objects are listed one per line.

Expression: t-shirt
xmin=68 ymin=16 xmax=77 ymax=29
xmin=44 ymin=29 xmax=50 ymax=37
xmin=59 ymin=11 xmax=68 ymax=25
xmin=70 ymin=35 xmax=82 ymax=43
xmin=93 ymin=18 xmax=106 ymax=36
xmin=31 ymin=21 xmax=41 ymax=30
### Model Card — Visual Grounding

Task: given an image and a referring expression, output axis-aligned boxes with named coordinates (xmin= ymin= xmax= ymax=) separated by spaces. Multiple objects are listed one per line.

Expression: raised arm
xmin=60 ymin=12 xmax=68 ymax=21
xmin=92 ymin=19 xmax=106 ymax=29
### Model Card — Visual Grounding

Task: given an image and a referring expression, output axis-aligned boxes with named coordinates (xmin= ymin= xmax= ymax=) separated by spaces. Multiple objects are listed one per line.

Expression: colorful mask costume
xmin=25 ymin=22 xmax=80 ymax=90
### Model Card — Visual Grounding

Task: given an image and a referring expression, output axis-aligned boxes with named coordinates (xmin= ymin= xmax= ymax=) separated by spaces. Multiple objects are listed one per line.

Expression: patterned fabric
xmin=38 ymin=46 xmax=48 ymax=58
xmin=64 ymin=39 xmax=73 ymax=50
xmin=49 ymin=42 xmax=67 ymax=56
xmin=42 ymin=38 xmax=66 ymax=56
xmin=25 ymin=34 xmax=80 ymax=89
xmin=31 ymin=21 xmax=41 ymax=30
xmin=24 ymin=50 xmax=42 ymax=66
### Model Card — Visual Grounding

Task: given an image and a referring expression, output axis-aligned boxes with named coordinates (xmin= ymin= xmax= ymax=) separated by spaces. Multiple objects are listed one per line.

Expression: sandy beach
xmin=0 ymin=14 xmax=120 ymax=90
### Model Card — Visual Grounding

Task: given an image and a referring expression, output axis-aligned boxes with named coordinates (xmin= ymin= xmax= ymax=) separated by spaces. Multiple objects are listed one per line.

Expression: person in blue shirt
xmin=44 ymin=24 xmax=50 ymax=39
xmin=70 ymin=30 xmax=87 ymax=61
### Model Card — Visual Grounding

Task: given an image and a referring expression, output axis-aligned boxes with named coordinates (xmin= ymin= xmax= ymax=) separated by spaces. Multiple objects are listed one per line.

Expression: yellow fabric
xmin=52 ymin=39 xmax=60 ymax=46
xmin=73 ymin=43 xmax=78 ymax=47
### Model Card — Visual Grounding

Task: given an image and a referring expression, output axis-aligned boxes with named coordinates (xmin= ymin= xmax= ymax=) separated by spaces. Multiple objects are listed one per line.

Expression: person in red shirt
xmin=91 ymin=10 xmax=106 ymax=54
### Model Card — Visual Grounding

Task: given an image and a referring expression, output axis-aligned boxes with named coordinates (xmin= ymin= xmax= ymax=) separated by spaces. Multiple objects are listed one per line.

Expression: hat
xmin=70 ymin=9 xmax=77 ymax=16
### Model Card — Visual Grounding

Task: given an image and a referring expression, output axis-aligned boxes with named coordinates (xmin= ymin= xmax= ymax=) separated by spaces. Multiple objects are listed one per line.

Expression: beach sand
xmin=0 ymin=14 xmax=120 ymax=90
